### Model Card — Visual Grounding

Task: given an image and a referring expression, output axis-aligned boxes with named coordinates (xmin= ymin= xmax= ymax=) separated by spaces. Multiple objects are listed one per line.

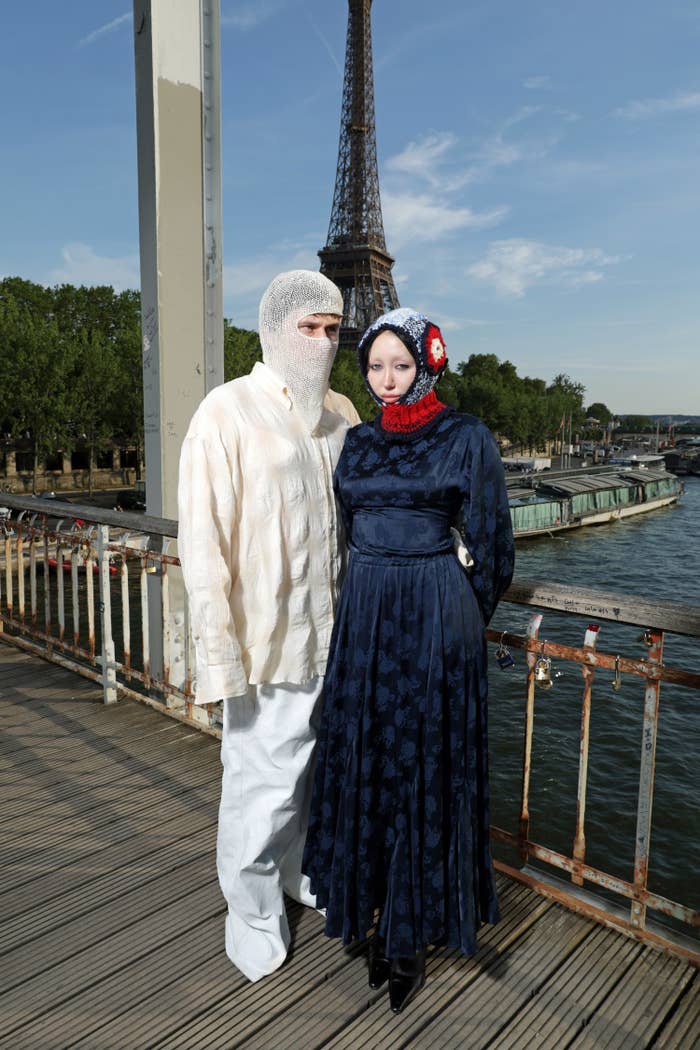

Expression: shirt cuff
xmin=193 ymin=662 xmax=249 ymax=705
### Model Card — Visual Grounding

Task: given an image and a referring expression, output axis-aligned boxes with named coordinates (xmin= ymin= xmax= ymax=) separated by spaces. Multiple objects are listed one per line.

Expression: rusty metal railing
xmin=0 ymin=493 xmax=217 ymax=735
xmin=487 ymin=578 xmax=700 ymax=966
xmin=1 ymin=494 xmax=698 ymax=963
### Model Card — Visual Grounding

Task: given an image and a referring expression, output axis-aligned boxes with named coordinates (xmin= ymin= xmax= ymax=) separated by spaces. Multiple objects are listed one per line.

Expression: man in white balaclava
xmin=259 ymin=269 xmax=340 ymax=432
xmin=178 ymin=271 xmax=359 ymax=983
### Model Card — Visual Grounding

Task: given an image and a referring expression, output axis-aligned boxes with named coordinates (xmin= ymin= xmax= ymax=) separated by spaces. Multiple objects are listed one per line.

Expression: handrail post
xmin=572 ymin=625 xmax=599 ymax=885
xmin=4 ymin=530 xmax=13 ymax=623
xmin=518 ymin=612 xmax=542 ymax=861
xmin=97 ymin=525 xmax=118 ymax=705
xmin=631 ymin=628 xmax=664 ymax=930
xmin=43 ymin=530 xmax=52 ymax=647
xmin=17 ymin=532 xmax=25 ymax=624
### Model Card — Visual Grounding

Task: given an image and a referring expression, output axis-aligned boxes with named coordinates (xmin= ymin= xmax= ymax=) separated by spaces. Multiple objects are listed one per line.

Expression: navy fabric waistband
xmin=349 ymin=543 xmax=454 ymax=564
xmin=350 ymin=506 xmax=454 ymax=558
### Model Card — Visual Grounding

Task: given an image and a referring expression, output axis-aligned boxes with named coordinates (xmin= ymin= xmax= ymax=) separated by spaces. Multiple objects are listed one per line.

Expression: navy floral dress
xmin=302 ymin=407 xmax=514 ymax=959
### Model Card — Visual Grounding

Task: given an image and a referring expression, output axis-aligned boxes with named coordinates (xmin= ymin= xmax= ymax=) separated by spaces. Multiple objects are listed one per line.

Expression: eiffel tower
xmin=319 ymin=0 xmax=400 ymax=348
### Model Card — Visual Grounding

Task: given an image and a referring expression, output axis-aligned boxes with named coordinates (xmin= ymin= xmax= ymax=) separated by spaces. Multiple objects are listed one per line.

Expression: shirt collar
xmin=251 ymin=361 xmax=292 ymax=410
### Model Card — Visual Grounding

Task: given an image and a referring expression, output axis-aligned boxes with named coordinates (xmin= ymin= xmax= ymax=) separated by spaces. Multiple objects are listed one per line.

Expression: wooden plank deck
xmin=0 ymin=640 xmax=697 ymax=1050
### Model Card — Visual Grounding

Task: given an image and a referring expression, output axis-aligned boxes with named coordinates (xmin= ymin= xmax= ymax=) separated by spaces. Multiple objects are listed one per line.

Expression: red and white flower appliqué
xmin=424 ymin=324 xmax=447 ymax=372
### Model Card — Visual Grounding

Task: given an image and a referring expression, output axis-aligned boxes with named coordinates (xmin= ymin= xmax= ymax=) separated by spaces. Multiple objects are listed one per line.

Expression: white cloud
xmin=48 ymin=244 xmax=140 ymax=291
xmin=221 ymin=1 xmax=286 ymax=31
xmin=383 ymin=108 xmax=559 ymax=207
xmin=473 ymin=108 xmax=563 ymax=177
xmin=523 ymin=75 xmax=552 ymax=90
xmin=379 ymin=111 xmax=581 ymax=292
xmin=460 ymin=108 xmax=558 ymax=187
xmin=476 ymin=135 xmax=523 ymax=170
xmin=614 ymin=91 xmax=700 ymax=119
xmin=386 ymin=133 xmax=461 ymax=188
xmin=502 ymin=105 xmax=544 ymax=130
xmin=436 ymin=315 xmax=494 ymax=332
xmin=78 ymin=12 xmax=131 ymax=48
xmin=468 ymin=239 xmax=620 ymax=297
xmin=385 ymin=118 xmax=546 ymax=193
xmin=382 ymin=132 xmax=509 ymax=250
xmin=222 ymin=241 xmax=319 ymax=325
xmin=383 ymin=193 xmax=508 ymax=249
xmin=44 ymin=241 xmax=322 ymax=327
xmin=568 ymin=269 xmax=604 ymax=288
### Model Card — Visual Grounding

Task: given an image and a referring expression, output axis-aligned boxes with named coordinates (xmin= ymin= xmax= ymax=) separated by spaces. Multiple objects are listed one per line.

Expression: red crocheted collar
xmin=380 ymin=390 xmax=447 ymax=432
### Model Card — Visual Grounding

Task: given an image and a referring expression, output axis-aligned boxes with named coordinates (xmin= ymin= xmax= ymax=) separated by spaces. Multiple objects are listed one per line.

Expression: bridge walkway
xmin=1 ymin=642 xmax=697 ymax=1049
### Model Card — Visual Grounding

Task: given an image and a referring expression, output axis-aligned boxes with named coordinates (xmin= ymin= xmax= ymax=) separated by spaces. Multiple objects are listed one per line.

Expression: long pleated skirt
xmin=302 ymin=548 xmax=500 ymax=959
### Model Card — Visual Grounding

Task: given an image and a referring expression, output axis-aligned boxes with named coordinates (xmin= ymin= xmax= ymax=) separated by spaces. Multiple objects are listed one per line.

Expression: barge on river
xmin=509 ymin=469 xmax=682 ymax=539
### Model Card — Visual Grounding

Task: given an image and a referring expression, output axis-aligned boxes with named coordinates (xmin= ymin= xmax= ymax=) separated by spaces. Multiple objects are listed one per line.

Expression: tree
xmin=0 ymin=278 xmax=145 ymax=487
xmin=0 ymin=299 xmax=72 ymax=492
xmin=545 ymin=373 xmax=586 ymax=451
xmin=457 ymin=355 xmax=513 ymax=434
xmin=67 ymin=329 xmax=120 ymax=495
xmin=0 ymin=276 xmax=53 ymax=316
xmin=1 ymin=276 xmax=601 ymax=478
xmin=548 ymin=374 xmax=586 ymax=421
xmin=224 ymin=322 xmax=262 ymax=380
xmin=585 ymin=401 xmax=612 ymax=424
xmin=329 ymin=348 xmax=376 ymax=420
xmin=104 ymin=290 xmax=144 ymax=475
xmin=434 ymin=366 xmax=461 ymax=412
xmin=618 ymin=414 xmax=653 ymax=433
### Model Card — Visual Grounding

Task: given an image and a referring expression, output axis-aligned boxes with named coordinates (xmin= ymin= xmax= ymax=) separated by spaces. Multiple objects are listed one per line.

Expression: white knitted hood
xmin=258 ymin=270 xmax=343 ymax=432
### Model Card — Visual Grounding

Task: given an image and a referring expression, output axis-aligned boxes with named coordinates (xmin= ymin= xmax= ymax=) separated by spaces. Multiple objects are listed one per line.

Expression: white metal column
xmin=133 ymin=0 xmax=223 ymax=708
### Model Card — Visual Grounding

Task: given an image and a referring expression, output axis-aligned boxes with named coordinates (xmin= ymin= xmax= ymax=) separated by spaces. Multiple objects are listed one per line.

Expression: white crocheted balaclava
xmin=258 ymin=270 xmax=344 ymax=432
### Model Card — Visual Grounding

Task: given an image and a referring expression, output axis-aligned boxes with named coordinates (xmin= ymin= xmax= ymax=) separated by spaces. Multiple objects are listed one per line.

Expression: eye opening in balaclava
xmin=258 ymin=270 xmax=344 ymax=432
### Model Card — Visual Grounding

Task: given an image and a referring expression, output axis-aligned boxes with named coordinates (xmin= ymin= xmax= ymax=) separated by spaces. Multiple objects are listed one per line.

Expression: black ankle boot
xmin=389 ymin=951 xmax=426 ymax=1013
xmin=368 ymin=934 xmax=391 ymax=989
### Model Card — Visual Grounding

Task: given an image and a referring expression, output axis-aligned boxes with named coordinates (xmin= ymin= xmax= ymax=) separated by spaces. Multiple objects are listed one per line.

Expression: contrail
xmin=78 ymin=12 xmax=132 ymax=49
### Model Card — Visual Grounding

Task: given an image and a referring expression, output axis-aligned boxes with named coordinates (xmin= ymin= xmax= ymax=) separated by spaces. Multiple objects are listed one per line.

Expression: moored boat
xmin=663 ymin=449 xmax=700 ymax=476
xmin=509 ymin=469 xmax=682 ymax=538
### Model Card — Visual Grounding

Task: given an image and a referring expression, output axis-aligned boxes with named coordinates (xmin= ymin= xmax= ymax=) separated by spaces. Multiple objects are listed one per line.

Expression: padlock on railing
xmin=534 ymin=653 xmax=553 ymax=689
xmin=495 ymin=632 xmax=515 ymax=670
xmin=611 ymin=654 xmax=622 ymax=692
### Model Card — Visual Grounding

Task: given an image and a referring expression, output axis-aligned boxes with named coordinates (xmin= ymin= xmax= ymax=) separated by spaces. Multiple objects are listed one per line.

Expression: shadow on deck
xmin=0 ymin=641 xmax=697 ymax=1049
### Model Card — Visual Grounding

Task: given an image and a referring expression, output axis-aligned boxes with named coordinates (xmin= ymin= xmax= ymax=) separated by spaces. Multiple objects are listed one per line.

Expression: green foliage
xmin=0 ymin=277 xmax=144 ymax=488
xmin=0 ymin=295 xmax=72 ymax=491
xmin=619 ymin=414 xmax=653 ymax=433
xmin=441 ymin=359 xmax=586 ymax=448
xmin=0 ymin=277 xmax=593 ymax=475
xmin=585 ymin=401 xmax=613 ymax=424
xmin=329 ymin=348 xmax=376 ymax=421
xmin=547 ymin=374 xmax=587 ymax=429
xmin=327 ymin=348 xmax=588 ymax=446
xmin=67 ymin=329 xmax=120 ymax=493
xmin=224 ymin=321 xmax=262 ymax=380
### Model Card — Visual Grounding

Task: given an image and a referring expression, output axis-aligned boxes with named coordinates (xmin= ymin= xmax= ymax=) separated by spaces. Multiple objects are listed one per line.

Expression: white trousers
xmin=217 ymin=677 xmax=324 ymax=982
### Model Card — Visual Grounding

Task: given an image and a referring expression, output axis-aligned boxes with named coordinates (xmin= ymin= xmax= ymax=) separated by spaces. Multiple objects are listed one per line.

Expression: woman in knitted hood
xmin=303 ymin=308 xmax=515 ymax=1013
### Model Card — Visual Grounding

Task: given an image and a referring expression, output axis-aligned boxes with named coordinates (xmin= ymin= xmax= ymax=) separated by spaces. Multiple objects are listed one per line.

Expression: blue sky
xmin=2 ymin=1 xmax=699 ymax=414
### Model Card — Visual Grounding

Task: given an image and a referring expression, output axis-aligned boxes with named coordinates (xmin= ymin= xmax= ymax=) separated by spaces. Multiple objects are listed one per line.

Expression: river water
xmin=488 ymin=475 xmax=700 ymax=917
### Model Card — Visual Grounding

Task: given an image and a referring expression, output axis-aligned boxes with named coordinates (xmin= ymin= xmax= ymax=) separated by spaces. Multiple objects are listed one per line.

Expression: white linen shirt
xmin=178 ymin=362 xmax=360 ymax=704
